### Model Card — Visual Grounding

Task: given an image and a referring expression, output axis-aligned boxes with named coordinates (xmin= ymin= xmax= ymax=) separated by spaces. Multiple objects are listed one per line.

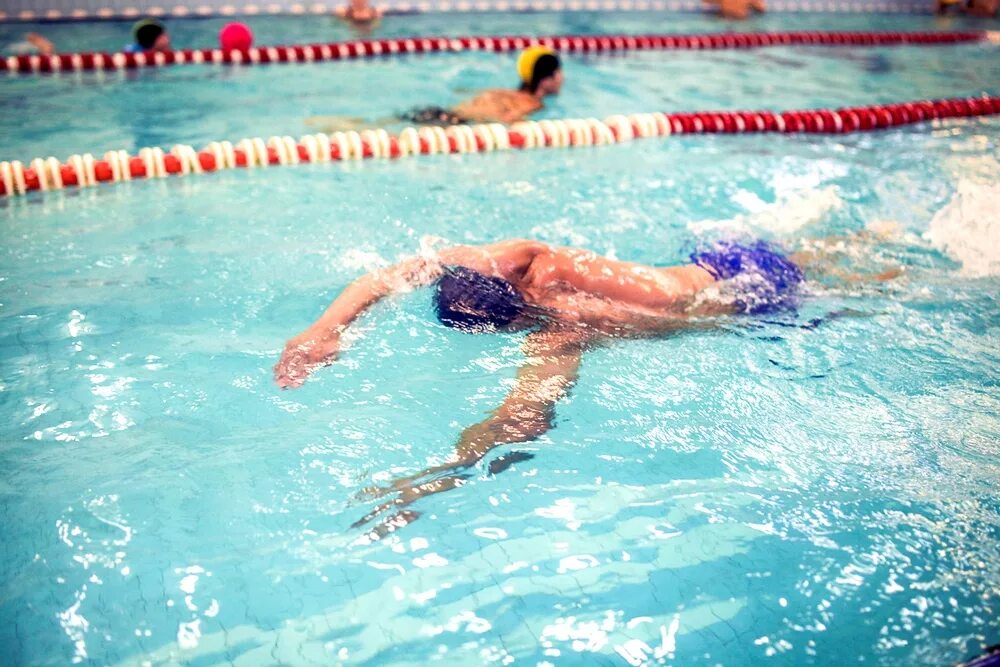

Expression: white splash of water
xmin=690 ymin=187 xmax=844 ymax=237
xmin=924 ymin=159 xmax=1000 ymax=277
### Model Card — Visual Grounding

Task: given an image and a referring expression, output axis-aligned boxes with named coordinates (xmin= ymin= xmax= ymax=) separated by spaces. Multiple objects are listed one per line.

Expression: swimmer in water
xmin=433 ymin=45 xmax=564 ymax=124
xmin=335 ymin=0 xmax=383 ymax=28
xmin=125 ymin=18 xmax=171 ymax=54
xmin=305 ymin=47 xmax=562 ymax=131
xmin=5 ymin=32 xmax=55 ymax=56
xmin=934 ymin=0 xmax=997 ymax=14
xmin=703 ymin=0 xmax=766 ymax=19
xmin=273 ymin=238 xmax=899 ymax=535
xmin=935 ymin=0 xmax=965 ymax=14
xmin=966 ymin=0 xmax=998 ymax=16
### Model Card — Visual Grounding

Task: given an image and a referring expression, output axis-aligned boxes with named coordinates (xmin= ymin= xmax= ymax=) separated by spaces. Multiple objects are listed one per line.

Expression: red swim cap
xmin=219 ymin=22 xmax=253 ymax=51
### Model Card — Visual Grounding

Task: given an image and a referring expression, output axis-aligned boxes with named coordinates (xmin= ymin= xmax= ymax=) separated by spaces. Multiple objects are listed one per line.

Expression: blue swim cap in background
xmin=434 ymin=266 xmax=526 ymax=332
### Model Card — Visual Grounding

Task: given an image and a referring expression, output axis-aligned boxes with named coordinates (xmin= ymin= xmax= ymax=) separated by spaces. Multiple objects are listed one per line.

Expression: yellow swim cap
xmin=517 ymin=45 xmax=556 ymax=84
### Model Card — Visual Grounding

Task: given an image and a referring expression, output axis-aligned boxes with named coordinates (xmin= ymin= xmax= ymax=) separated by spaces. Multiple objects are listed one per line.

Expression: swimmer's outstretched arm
xmin=274 ymin=257 xmax=437 ymax=388
xmin=353 ymin=327 xmax=588 ymax=532
xmin=274 ymin=239 xmax=550 ymax=388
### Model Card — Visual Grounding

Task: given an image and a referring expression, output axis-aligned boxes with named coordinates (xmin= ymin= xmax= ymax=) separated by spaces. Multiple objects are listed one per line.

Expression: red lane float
xmin=2 ymin=30 xmax=996 ymax=75
xmin=2 ymin=95 xmax=998 ymax=197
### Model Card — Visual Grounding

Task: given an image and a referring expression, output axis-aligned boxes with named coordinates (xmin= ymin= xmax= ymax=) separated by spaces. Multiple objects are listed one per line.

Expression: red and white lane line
xmin=2 ymin=95 xmax=998 ymax=197
xmin=2 ymin=30 xmax=996 ymax=75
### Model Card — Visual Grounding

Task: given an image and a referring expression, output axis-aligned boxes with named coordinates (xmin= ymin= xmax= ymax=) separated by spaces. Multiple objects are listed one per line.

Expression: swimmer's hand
xmin=273 ymin=334 xmax=340 ymax=389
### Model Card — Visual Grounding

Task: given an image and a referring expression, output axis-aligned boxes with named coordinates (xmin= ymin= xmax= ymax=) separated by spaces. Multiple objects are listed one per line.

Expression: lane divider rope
xmin=2 ymin=30 xmax=997 ymax=75
xmin=2 ymin=95 xmax=998 ymax=197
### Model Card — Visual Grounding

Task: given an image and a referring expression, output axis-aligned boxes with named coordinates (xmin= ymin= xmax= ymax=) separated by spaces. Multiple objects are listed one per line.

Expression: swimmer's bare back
xmin=452 ymin=90 xmax=543 ymax=124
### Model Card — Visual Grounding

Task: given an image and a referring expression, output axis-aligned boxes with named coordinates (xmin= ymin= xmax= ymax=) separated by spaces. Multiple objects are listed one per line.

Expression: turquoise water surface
xmin=1 ymin=12 xmax=999 ymax=667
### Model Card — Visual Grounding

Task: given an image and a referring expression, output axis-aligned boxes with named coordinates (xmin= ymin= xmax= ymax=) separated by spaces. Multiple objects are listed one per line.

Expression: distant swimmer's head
xmin=518 ymin=46 xmax=563 ymax=96
xmin=132 ymin=18 xmax=170 ymax=51
xmin=434 ymin=266 xmax=527 ymax=332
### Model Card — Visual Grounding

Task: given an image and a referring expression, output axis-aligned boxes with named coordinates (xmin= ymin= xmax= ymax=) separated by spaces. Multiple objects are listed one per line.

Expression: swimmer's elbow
xmin=509 ymin=239 xmax=552 ymax=259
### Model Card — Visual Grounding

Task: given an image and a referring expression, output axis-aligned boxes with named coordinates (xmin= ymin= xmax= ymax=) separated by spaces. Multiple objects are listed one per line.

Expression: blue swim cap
xmin=434 ymin=266 xmax=526 ymax=332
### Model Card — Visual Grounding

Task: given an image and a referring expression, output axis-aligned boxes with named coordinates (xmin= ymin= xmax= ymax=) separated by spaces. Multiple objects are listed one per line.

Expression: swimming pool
xmin=2 ymin=11 xmax=999 ymax=667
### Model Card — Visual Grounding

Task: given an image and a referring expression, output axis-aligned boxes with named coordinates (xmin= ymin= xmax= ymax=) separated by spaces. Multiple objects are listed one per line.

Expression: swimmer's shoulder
xmin=436 ymin=240 xmax=550 ymax=280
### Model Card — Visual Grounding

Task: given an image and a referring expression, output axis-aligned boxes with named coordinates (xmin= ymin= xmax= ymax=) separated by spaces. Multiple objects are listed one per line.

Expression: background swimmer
xmin=934 ymin=0 xmax=997 ymax=15
xmin=703 ymin=0 xmax=766 ymax=19
xmin=306 ymin=47 xmax=563 ymax=131
xmin=441 ymin=46 xmax=564 ymax=124
xmin=125 ymin=18 xmax=170 ymax=53
xmin=4 ymin=32 xmax=54 ymax=56
xmin=335 ymin=0 xmax=383 ymax=29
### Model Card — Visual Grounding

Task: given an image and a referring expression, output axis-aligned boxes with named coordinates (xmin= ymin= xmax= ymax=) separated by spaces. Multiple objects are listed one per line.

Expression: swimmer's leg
xmin=788 ymin=248 xmax=903 ymax=285
xmin=398 ymin=106 xmax=466 ymax=126
xmin=787 ymin=229 xmax=906 ymax=286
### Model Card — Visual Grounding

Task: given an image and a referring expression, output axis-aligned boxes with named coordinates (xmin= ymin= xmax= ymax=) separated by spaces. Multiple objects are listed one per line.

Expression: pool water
xmin=2 ymin=14 xmax=999 ymax=163
xmin=2 ymin=12 xmax=999 ymax=667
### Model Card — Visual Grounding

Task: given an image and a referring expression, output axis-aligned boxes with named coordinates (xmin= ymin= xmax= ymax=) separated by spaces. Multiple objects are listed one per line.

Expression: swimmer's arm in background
xmin=274 ymin=256 xmax=445 ymax=388
xmin=352 ymin=327 xmax=588 ymax=534
xmin=26 ymin=33 xmax=54 ymax=55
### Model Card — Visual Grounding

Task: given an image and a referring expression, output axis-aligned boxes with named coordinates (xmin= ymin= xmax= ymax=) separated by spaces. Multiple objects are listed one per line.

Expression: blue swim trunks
xmin=690 ymin=241 xmax=804 ymax=314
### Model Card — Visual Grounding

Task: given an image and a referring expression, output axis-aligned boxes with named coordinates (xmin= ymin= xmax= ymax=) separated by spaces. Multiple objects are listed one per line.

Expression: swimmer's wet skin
xmin=273 ymin=238 xmax=868 ymax=535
